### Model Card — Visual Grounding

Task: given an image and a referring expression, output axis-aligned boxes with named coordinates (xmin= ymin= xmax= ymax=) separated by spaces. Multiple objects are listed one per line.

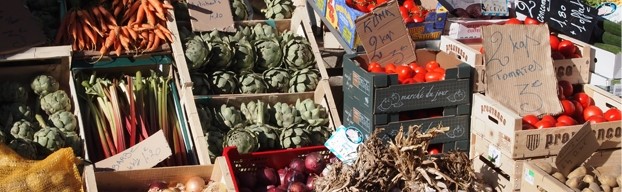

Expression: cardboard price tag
xmin=515 ymin=0 xmax=598 ymax=42
xmin=482 ymin=25 xmax=562 ymax=116
xmin=0 ymin=0 xmax=46 ymax=55
xmin=355 ymin=0 xmax=417 ymax=65
xmin=480 ymin=0 xmax=509 ymax=16
xmin=325 ymin=126 xmax=364 ymax=165
xmin=187 ymin=0 xmax=235 ymax=32
xmin=95 ymin=130 xmax=172 ymax=171
xmin=555 ymin=123 xmax=599 ymax=176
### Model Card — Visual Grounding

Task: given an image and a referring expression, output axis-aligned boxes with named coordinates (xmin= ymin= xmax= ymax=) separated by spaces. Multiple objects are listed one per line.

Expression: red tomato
xmin=346 ymin=0 xmax=355 ymax=6
xmin=558 ymin=80 xmax=573 ymax=97
xmin=413 ymin=66 xmax=427 ymax=74
xmin=375 ymin=0 xmax=387 ymax=5
xmin=558 ymin=40 xmax=577 ymax=58
xmin=367 ymin=62 xmax=381 ymax=71
xmin=396 ymin=66 xmax=414 ymax=82
xmin=425 ymin=72 xmax=443 ymax=82
xmin=524 ymin=17 xmax=541 ymax=25
xmin=558 ymin=85 xmax=565 ymax=100
xmin=573 ymin=100 xmax=584 ymax=121
xmin=574 ymin=92 xmax=593 ymax=108
xmin=522 ymin=114 xmax=539 ymax=126
xmin=402 ymin=0 xmax=416 ymax=10
xmin=355 ymin=3 xmax=370 ymax=13
xmin=541 ymin=115 xmax=557 ymax=124
xmin=433 ymin=67 xmax=445 ymax=75
xmin=412 ymin=15 xmax=425 ymax=23
xmin=561 ymin=99 xmax=576 ymax=116
xmin=555 ymin=121 xmax=571 ymax=127
xmin=413 ymin=73 xmax=426 ymax=83
xmin=535 ymin=120 xmax=555 ymax=129
xmin=425 ymin=61 xmax=440 ymax=70
xmin=522 ymin=123 xmax=536 ymax=130
xmin=505 ymin=18 xmax=522 ymax=25
xmin=369 ymin=67 xmax=385 ymax=73
xmin=385 ymin=63 xmax=397 ymax=74
xmin=407 ymin=62 xmax=419 ymax=71
xmin=586 ymin=116 xmax=607 ymax=124
xmin=400 ymin=6 xmax=410 ymax=19
xmin=557 ymin=115 xmax=578 ymax=125
xmin=403 ymin=17 xmax=414 ymax=23
xmin=401 ymin=78 xmax=416 ymax=84
xmin=604 ymin=108 xmax=621 ymax=121
xmin=429 ymin=148 xmax=440 ymax=155
xmin=583 ymin=106 xmax=604 ymax=121
xmin=550 ymin=35 xmax=560 ymax=52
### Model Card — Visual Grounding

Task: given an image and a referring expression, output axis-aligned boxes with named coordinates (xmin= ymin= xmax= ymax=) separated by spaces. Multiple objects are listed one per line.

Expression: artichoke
xmin=262 ymin=67 xmax=290 ymax=93
xmin=306 ymin=125 xmax=331 ymax=145
xmin=246 ymin=124 xmax=279 ymax=150
xmin=0 ymin=82 xmax=29 ymax=103
xmin=214 ymin=104 xmax=245 ymax=130
xmin=279 ymin=123 xmax=313 ymax=148
xmin=202 ymin=31 xmax=234 ymax=70
xmin=49 ymin=111 xmax=77 ymax=132
xmin=184 ymin=35 xmax=211 ymax=71
xmin=262 ymin=0 xmax=294 ymax=19
xmin=9 ymin=138 xmax=38 ymax=159
xmin=240 ymin=100 xmax=269 ymax=125
xmin=238 ymin=73 xmax=268 ymax=94
xmin=10 ymin=119 xmax=36 ymax=141
xmin=40 ymin=90 xmax=72 ymax=115
xmin=270 ymin=102 xmax=302 ymax=128
xmin=63 ymin=131 xmax=82 ymax=155
xmin=281 ymin=31 xmax=316 ymax=70
xmin=31 ymin=75 xmax=60 ymax=96
xmin=209 ymin=70 xmax=238 ymax=94
xmin=33 ymin=114 xmax=65 ymax=152
xmin=230 ymin=0 xmax=249 ymax=21
xmin=238 ymin=25 xmax=255 ymax=41
xmin=254 ymin=38 xmax=284 ymax=72
xmin=1 ymin=103 xmax=34 ymax=125
xmin=253 ymin=23 xmax=277 ymax=39
xmin=223 ymin=128 xmax=259 ymax=154
xmin=206 ymin=131 xmax=225 ymax=161
xmin=288 ymin=68 xmax=320 ymax=93
xmin=229 ymin=38 xmax=256 ymax=74
xmin=191 ymin=72 xmax=211 ymax=95
xmin=296 ymin=98 xmax=329 ymax=126
xmin=197 ymin=103 xmax=215 ymax=133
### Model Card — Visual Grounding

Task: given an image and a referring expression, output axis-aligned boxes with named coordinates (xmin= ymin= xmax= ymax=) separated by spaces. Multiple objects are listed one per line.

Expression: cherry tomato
xmin=550 ymin=34 xmax=560 ymax=52
xmin=396 ymin=65 xmax=414 ymax=82
xmin=413 ymin=73 xmax=426 ymax=83
xmin=583 ymin=106 xmax=604 ymax=121
xmin=535 ymin=120 xmax=555 ymax=129
xmin=412 ymin=15 xmax=425 ymax=23
xmin=402 ymin=0 xmax=416 ymax=10
xmin=425 ymin=72 xmax=443 ymax=82
xmin=558 ymin=80 xmax=573 ymax=97
xmin=385 ymin=63 xmax=397 ymax=74
xmin=428 ymin=148 xmax=440 ymax=155
xmin=522 ymin=114 xmax=539 ymax=126
xmin=524 ymin=17 xmax=541 ymax=25
xmin=425 ymin=61 xmax=440 ymax=70
xmin=574 ymin=92 xmax=593 ymax=109
xmin=561 ymin=99 xmax=576 ymax=116
xmin=604 ymin=108 xmax=621 ymax=121
xmin=557 ymin=115 xmax=578 ymax=125
xmin=586 ymin=116 xmax=607 ymax=124
xmin=367 ymin=62 xmax=381 ymax=71
xmin=558 ymin=40 xmax=577 ymax=58
xmin=541 ymin=115 xmax=557 ymax=124
xmin=505 ymin=18 xmax=522 ymax=25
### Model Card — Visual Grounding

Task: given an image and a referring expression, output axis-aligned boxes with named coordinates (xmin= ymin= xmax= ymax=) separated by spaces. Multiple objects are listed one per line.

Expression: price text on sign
xmin=482 ymin=25 xmax=562 ymax=116
xmin=480 ymin=0 xmax=509 ymax=16
xmin=95 ymin=130 xmax=172 ymax=171
xmin=0 ymin=1 xmax=46 ymax=55
xmin=516 ymin=0 xmax=597 ymax=42
xmin=187 ymin=0 xmax=235 ymax=32
xmin=355 ymin=0 xmax=417 ymax=65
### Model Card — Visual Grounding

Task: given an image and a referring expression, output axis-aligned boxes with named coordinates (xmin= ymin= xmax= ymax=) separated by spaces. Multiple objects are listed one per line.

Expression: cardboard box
xmin=591 ymin=45 xmax=622 ymax=79
xmin=314 ymin=0 xmax=327 ymax=18
xmin=334 ymin=0 xmax=364 ymax=50
xmin=444 ymin=18 xmax=508 ymax=41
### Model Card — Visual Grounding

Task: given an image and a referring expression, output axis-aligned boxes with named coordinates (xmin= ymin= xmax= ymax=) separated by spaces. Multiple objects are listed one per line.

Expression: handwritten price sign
xmin=355 ymin=0 xmax=417 ymax=65
xmin=481 ymin=0 xmax=509 ymax=16
xmin=95 ymin=130 xmax=172 ymax=171
xmin=187 ymin=0 xmax=235 ymax=32
xmin=482 ymin=25 xmax=562 ymax=116
xmin=516 ymin=0 xmax=597 ymax=42
xmin=0 ymin=1 xmax=46 ymax=55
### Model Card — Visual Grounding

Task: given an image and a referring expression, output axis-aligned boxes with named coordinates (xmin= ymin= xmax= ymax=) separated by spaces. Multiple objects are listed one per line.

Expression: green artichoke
xmin=270 ymin=102 xmax=302 ymax=128
xmin=63 ymin=131 xmax=82 ymax=155
xmin=279 ymin=123 xmax=313 ymax=149
xmin=230 ymin=0 xmax=249 ymax=21
xmin=306 ymin=125 xmax=332 ymax=145
xmin=253 ymin=23 xmax=277 ymax=39
xmin=184 ymin=35 xmax=211 ymax=71
xmin=262 ymin=0 xmax=294 ymax=19
xmin=262 ymin=67 xmax=290 ymax=93
xmin=191 ymin=72 xmax=211 ymax=95
xmin=281 ymin=31 xmax=316 ymax=70
xmin=246 ymin=124 xmax=279 ymax=150
xmin=203 ymin=31 xmax=234 ymax=71
xmin=296 ymin=98 xmax=329 ymax=126
xmin=209 ymin=71 xmax=238 ymax=94
xmin=31 ymin=75 xmax=60 ymax=96
xmin=214 ymin=104 xmax=245 ymax=130
xmin=229 ymin=38 xmax=256 ymax=74
xmin=240 ymin=100 xmax=269 ymax=125
xmin=254 ymin=38 xmax=284 ymax=72
xmin=223 ymin=128 xmax=259 ymax=154
xmin=0 ymin=82 xmax=29 ymax=103
xmin=289 ymin=68 xmax=320 ymax=93
xmin=238 ymin=25 xmax=255 ymax=41
xmin=40 ymin=90 xmax=72 ymax=115
xmin=9 ymin=138 xmax=38 ymax=159
xmin=206 ymin=131 xmax=225 ymax=161
xmin=33 ymin=127 xmax=66 ymax=152
xmin=238 ymin=73 xmax=268 ymax=94
xmin=49 ymin=111 xmax=77 ymax=132
xmin=10 ymin=119 xmax=36 ymax=141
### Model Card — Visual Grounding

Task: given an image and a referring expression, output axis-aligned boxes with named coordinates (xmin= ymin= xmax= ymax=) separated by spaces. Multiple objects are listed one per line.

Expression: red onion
xmin=288 ymin=182 xmax=309 ymax=192
xmin=148 ymin=181 xmax=167 ymax=191
xmin=289 ymin=158 xmax=307 ymax=173
xmin=306 ymin=176 xmax=316 ymax=191
xmin=257 ymin=167 xmax=279 ymax=186
xmin=238 ymin=171 xmax=257 ymax=188
xmin=278 ymin=168 xmax=287 ymax=185
xmin=284 ymin=170 xmax=307 ymax=186
xmin=304 ymin=152 xmax=326 ymax=174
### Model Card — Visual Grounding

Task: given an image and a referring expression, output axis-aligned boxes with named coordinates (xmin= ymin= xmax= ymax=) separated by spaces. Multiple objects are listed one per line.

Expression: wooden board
xmin=0 ymin=46 xmax=72 ymax=62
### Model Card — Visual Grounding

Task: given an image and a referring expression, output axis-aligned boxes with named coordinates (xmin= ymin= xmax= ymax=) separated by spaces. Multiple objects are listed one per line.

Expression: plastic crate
xmin=222 ymin=146 xmax=332 ymax=191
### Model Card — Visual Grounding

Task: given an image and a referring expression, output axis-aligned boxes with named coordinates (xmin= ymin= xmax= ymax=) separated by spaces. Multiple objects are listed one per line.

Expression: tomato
xmin=396 ymin=65 xmax=414 ymax=82
xmin=413 ymin=73 xmax=426 ymax=83
xmin=586 ymin=116 xmax=607 ymax=124
xmin=369 ymin=67 xmax=384 ymax=73
xmin=403 ymin=17 xmax=414 ymax=23
xmin=555 ymin=121 xmax=571 ymax=127
xmin=574 ymin=92 xmax=593 ymax=108
xmin=425 ymin=72 xmax=443 ymax=82
xmin=551 ymin=51 xmax=566 ymax=60
xmin=541 ymin=115 xmax=557 ymax=124
xmin=367 ymin=62 xmax=381 ymax=71
xmin=385 ymin=63 xmax=397 ymax=74
xmin=604 ymin=108 xmax=621 ymax=121
xmin=558 ymin=80 xmax=573 ymax=97
xmin=433 ymin=67 xmax=445 ymax=75
xmin=557 ymin=115 xmax=578 ymax=125
xmin=558 ymin=85 xmax=565 ymax=100
xmin=346 ymin=0 xmax=355 ymax=7
xmin=573 ymin=100 xmax=584 ymax=121
xmin=400 ymin=6 xmax=410 ymax=19
xmin=407 ymin=62 xmax=419 ymax=71
xmin=402 ymin=0 xmax=416 ymax=10
xmin=401 ymin=78 xmax=416 ymax=84
xmin=425 ymin=61 xmax=440 ymax=70
xmin=413 ymin=66 xmax=427 ymax=74
xmin=505 ymin=18 xmax=522 ymax=25
xmin=524 ymin=17 xmax=541 ymax=25
xmin=375 ymin=0 xmax=387 ymax=5
xmin=583 ymin=106 xmax=604 ymax=121
xmin=550 ymin=35 xmax=560 ymax=52
xmin=522 ymin=123 xmax=536 ymax=130
xmin=367 ymin=4 xmax=376 ymax=12
xmin=522 ymin=114 xmax=539 ymax=126
xmin=429 ymin=148 xmax=440 ymax=155
xmin=561 ymin=99 xmax=576 ymax=116
xmin=412 ymin=15 xmax=425 ymax=23
xmin=355 ymin=3 xmax=369 ymax=13
xmin=558 ymin=40 xmax=577 ymax=58
xmin=535 ymin=120 xmax=555 ymax=129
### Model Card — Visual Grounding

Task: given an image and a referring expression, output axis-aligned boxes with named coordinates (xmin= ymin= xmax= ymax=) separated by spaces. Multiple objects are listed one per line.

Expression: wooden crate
xmin=440 ymin=35 xmax=593 ymax=93
xmin=83 ymin=156 xmax=235 ymax=192
xmin=183 ymin=80 xmax=341 ymax=165
xmin=521 ymin=149 xmax=621 ymax=192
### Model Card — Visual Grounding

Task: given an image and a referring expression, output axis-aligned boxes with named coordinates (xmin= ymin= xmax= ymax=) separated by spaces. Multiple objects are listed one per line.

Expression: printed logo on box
xmin=325 ymin=126 xmax=365 ymax=165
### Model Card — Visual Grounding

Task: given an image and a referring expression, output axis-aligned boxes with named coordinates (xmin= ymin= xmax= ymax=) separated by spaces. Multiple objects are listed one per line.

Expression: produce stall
xmin=0 ymin=0 xmax=620 ymax=191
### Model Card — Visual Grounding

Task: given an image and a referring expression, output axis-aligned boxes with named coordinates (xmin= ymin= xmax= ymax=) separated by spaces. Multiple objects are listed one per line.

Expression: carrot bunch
xmin=55 ymin=0 xmax=174 ymax=56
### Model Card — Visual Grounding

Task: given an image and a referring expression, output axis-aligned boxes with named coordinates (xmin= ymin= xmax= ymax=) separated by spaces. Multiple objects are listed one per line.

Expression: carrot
xmin=99 ymin=5 xmax=118 ymax=26
xmin=120 ymin=35 xmax=131 ymax=51
xmin=155 ymin=24 xmax=173 ymax=42
xmin=148 ymin=0 xmax=166 ymax=20
xmin=83 ymin=24 xmax=98 ymax=48
xmin=146 ymin=33 xmax=155 ymax=50
xmin=114 ymin=5 xmax=123 ymax=17
xmin=144 ymin=4 xmax=156 ymax=25
xmin=104 ymin=30 xmax=117 ymax=50
xmin=124 ymin=1 xmax=142 ymax=23
xmin=149 ymin=33 xmax=161 ymax=51
xmin=99 ymin=44 xmax=109 ymax=55
xmin=92 ymin=6 xmax=109 ymax=32
xmin=127 ymin=27 xmax=138 ymax=40
xmin=140 ymin=31 xmax=149 ymax=39
xmin=114 ymin=39 xmax=122 ymax=56
xmin=154 ymin=28 xmax=166 ymax=41
xmin=162 ymin=2 xmax=173 ymax=9
xmin=78 ymin=10 xmax=103 ymax=37
xmin=76 ymin=20 xmax=85 ymax=50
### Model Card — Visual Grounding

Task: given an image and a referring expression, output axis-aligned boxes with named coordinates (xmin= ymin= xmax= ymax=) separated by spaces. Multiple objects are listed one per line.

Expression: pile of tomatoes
xmin=345 ymin=0 xmax=428 ymax=24
xmin=345 ymin=0 xmax=386 ymax=13
xmin=503 ymin=17 xmax=582 ymax=60
xmin=521 ymin=80 xmax=621 ymax=130
xmin=366 ymin=60 xmax=446 ymax=84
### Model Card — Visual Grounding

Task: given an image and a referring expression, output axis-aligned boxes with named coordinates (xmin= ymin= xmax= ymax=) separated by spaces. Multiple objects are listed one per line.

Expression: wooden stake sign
xmin=482 ymin=24 xmax=562 ymax=116
xmin=187 ymin=0 xmax=235 ymax=32
xmin=0 ymin=0 xmax=46 ymax=55
xmin=355 ymin=0 xmax=417 ymax=65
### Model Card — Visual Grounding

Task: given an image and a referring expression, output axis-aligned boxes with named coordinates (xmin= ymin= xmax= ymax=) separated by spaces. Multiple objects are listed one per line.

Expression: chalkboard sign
xmin=187 ymin=0 xmax=235 ymax=32
xmin=516 ymin=0 xmax=598 ymax=42
xmin=0 ymin=0 xmax=46 ymax=55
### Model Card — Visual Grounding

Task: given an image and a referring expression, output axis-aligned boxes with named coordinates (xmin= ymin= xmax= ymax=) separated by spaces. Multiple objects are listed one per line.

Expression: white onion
xmin=185 ymin=176 xmax=205 ymax=192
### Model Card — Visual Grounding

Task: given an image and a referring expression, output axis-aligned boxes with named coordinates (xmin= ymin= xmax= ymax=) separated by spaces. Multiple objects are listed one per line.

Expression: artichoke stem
xmin=35 ymin=114 xmax=47 ymax=128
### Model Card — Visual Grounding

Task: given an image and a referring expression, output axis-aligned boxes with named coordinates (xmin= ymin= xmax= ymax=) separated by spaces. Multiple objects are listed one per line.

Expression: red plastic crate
xmin=222 ymin=146 xmax=333 ymax=191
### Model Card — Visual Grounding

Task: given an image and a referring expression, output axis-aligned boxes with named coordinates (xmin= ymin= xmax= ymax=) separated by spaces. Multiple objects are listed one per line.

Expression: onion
xmin=257 ymin=167 xmax=279 ymax=185
xmin=284 ymin=170 xmax=307 ymax=186
xmin=185 ymin=176 xmax=205 ymax=192
xmin=238 ymin=171 xmax=257 ymax=188
xmin=305 ymin=152 xmax=326 ymax=174
xmin=148 ymin=181 xmax=167 ymax=191
xmin=288 ymin=182 xmax=309 ymax=192
xmin=267 ymin=185 xmax=287 ymax=192
xmin=289 ymin=158 xmax=307 ymax=173
xmin=306 ymin=176 xmax=316 ymax=191
xmin=278 ymin=168 xmax=287 ymax=185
